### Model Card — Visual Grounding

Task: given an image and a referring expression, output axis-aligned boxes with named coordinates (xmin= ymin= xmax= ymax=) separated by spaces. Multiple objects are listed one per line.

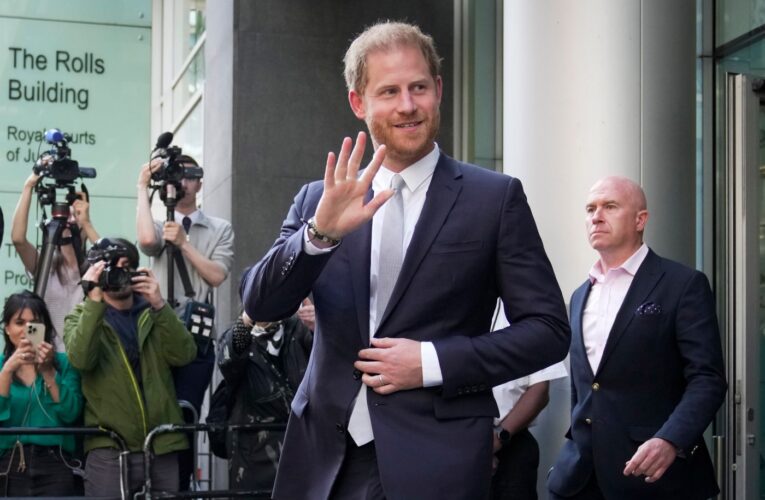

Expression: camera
xmin=150 ymin=132 xmax=203 ymax=187
xmin=33 ymin=129 xmax=96 ymax=184
xmin=86 ymin=238 xmax=147 ymax=291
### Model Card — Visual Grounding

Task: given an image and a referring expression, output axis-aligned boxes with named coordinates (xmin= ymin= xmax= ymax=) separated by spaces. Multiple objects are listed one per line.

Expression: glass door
xmin=721 ymin=73 xmax=764 ymax=499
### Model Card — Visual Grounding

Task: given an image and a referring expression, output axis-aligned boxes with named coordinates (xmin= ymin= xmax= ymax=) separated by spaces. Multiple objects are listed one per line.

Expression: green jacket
xmin=64 ymin=298 xmax=197 ymax=454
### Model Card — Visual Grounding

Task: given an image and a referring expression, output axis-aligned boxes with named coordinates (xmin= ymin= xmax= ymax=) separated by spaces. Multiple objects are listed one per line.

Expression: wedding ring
xmin=378 ymin=374 xmax=384 ymax=386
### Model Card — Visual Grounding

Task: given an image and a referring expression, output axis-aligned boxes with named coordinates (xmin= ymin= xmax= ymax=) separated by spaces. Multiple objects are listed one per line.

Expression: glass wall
xmin=716 ymin=0 xmax=765 ymax=46
xmin=710 ymin=2 xmax=765 ymax=496
xmin=153 ymin=0 xmax=206 ymax=211
xmin=456 ymin=0 xmax=502 ymax=171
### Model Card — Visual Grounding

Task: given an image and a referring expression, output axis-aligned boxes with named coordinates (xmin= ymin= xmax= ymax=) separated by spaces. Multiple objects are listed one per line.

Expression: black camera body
xmin=86 ymin=239 xmax=146 ymax=291
xmin=151 ymin=145 xmax=204 ymax=185
xmin=99 ymin=268 xmax=147 ymax=291
xmin=34 ymin=129 xmax=96 ymax=185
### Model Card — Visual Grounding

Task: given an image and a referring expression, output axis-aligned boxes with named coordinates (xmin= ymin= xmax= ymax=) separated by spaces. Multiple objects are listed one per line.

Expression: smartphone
xmin=26 ymin=322 xmax=46 ymax=350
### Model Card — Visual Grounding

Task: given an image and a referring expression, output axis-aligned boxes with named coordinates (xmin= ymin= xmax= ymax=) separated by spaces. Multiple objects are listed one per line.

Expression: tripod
xmin=33 ymin=197 xmax=85 ymax=299
xmin=159 ymin=182 xmax=195 ymax=309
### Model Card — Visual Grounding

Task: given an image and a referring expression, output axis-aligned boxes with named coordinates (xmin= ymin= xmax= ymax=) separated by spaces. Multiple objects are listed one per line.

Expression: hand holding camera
xmin=130 ymin=267 xmax=165 ymax=310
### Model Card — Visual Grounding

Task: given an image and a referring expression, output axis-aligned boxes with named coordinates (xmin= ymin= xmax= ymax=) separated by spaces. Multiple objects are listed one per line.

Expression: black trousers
xmin=491 ymin=428 xmax=540 ymax=500
xmin=329 ymin=436 xmax=386 ymax=500
xmin=0 ymin=444 xmax=77 ymax=497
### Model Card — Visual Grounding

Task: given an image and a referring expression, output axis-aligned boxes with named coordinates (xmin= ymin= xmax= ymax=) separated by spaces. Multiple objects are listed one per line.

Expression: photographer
xmin=11 ymin=170 xmax=99 ymax=347
xmin=63 ymin=238 xmax=196 ymax=497
xmin=217 ymin=308 xmax=312 ymax=492
xmin=136 ymin=155 xmax=233 ymax=489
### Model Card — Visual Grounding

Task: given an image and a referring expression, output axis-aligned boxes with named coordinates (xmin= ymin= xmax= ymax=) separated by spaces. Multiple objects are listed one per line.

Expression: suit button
xmin=335 ymin=423 xmax=345 ymax=433
xmin=592 ymin=383 xmax=600 ymax=391
xmin=352 ymin=369 xmax=362 ymax=380
xmin=585 ymin=418 xmax=592 ymax=425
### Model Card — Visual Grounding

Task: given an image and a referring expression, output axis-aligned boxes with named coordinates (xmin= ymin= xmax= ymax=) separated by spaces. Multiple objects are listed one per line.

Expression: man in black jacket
xmin=216 ymin=309 xmax=312 ymax=492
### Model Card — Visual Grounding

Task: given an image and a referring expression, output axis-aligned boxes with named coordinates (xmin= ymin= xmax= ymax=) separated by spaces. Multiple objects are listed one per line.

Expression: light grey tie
xmin=348 ymin=174 xmax=406 ymax=446
xmin=375 ymin=173 xmax=406 ymax=326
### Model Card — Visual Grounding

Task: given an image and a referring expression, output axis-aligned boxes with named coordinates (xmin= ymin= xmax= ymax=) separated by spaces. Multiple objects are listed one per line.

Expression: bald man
xmin=547 ymin=177 xmax=726 ymax=500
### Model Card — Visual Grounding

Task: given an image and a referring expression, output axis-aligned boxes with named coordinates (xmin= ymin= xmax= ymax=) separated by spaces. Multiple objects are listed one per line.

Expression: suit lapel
xmin=596 ymin=250 xmax=664 ymax=374
xmin=375 ymin=154 xmax=463 ymax=333
xmin=347 ymin=189 xmax=373 ymax=346
xmin=571 ymin=281 xmax=595 ymax=380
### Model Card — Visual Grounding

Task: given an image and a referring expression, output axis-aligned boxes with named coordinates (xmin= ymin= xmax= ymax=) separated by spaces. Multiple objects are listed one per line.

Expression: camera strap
xmin=69 ymin=223 xmax=86 ymax=271
xmin=171 ymin=249 xmax=196 ymax=298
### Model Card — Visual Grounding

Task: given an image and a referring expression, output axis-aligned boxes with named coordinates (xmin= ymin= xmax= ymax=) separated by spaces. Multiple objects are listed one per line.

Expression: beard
xmin=367 ymin=108 xmax=440 ymax=167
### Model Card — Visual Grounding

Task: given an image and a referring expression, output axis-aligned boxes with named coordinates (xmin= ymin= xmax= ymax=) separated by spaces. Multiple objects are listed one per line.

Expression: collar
xmin=174 ymin=210 xmax=206 ymax=227
xmin=588 ymin=243 xmax=648 ymax=283
xmin=373 ymin=143 xmax=439 ymax=193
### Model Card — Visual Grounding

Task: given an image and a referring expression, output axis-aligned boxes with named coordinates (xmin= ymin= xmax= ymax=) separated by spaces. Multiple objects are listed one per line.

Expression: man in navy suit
xmin=547 ymin=176 xmax=727 ymax=500
xmin=240 ymin=21 xmax=570 ymax=500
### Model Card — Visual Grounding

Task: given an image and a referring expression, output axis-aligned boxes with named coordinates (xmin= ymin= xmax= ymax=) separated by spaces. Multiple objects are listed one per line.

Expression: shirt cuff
xmin=421 ymin=342 xmax=443 ymax=387
xmin=303 ymin=227 xmax=339 ymax=255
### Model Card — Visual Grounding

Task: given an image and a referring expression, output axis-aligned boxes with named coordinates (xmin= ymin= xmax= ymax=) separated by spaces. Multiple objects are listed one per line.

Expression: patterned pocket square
xmin=636 ymin=302 xmax=662 ymax=316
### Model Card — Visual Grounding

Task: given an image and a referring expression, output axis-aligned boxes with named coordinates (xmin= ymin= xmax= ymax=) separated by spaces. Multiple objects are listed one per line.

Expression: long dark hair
xmin=1 ymin=291 xmax=57 ymax=361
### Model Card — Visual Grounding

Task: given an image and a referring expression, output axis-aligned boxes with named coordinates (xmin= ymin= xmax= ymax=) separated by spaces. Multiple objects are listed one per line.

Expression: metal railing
xmin=0 ymin=421 xmax=287 ymax=499
xmin=0 ymin=426 xmax=129 ymax=499
xmin=140 ymin=422 xmax=287 ymax=500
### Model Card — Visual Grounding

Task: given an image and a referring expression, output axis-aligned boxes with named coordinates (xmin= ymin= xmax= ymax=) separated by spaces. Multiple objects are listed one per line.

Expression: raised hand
xmin=131 ymin=267 xmax=165 ymax=310
xmin=35 ymin=341 xmax=55 ymax=372
xmin=312 ymin=132 xmax=392 ymax=241
xmin=4 ymin=339 xmax=35 ymax=374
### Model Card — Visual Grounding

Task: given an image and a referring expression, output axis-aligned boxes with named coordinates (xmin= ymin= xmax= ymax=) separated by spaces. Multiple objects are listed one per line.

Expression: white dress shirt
xmin=174 ymin=209 xmax=201 ymax=226
xmin=303 ymin=145 xmax=444 ymax=445
xmin=491 ymin=306 xmax=568 ymax=427
xmin=582 ymin=244 xmax=649 ymax=373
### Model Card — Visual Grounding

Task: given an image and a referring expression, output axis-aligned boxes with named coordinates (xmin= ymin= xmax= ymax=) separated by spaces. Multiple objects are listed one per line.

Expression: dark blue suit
xmin=547 ymin=249 xmax=726 ymax=500
xmin=240 ymin=153 xmax=570 ymax=500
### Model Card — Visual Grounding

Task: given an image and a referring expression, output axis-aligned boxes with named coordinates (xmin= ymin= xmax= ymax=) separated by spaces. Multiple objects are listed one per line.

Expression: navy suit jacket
xmin=547 ymin=249 xmax=726 ymax=500
xmin=240 ymin=153 xmax=570 ymax=500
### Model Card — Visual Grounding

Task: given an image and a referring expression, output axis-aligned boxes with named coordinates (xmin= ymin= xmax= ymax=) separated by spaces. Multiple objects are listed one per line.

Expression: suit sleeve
xmin=654 ymin=271 xmax=727 ymax=451
xmin=435 ymin=177 xmax=571 ymax=397
xmin=240 ymin=183 xmax=335 ymax=322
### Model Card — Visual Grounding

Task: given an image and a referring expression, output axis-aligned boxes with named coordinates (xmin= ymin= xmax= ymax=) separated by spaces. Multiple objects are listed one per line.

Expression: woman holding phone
xmin=0 ymin=291 xmax=83 ymax=496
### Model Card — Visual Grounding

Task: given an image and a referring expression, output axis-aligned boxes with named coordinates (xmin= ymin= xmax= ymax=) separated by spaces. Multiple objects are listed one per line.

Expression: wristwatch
xmin=497 ymin=429 xmax=512 ymax=446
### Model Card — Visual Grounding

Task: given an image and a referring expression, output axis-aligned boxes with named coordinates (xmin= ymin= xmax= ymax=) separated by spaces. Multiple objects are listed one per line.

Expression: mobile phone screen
xmin=26 ymin=322 xmax=46 ymax=349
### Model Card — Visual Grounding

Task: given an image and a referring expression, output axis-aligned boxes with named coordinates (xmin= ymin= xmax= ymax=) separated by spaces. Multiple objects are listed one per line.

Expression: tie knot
xmin=390 ymin=174 xmax=406 ymax=191
xmin=182 ymin=216 xmax=192 ymax=234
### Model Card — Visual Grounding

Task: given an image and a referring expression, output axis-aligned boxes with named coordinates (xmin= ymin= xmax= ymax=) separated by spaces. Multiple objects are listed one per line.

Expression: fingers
xmin=360 ymin=372 xmax=398 ymax=395
xmin=324 ymin=152 xmax=337 ymax=189
xmin=369 ymin=337 xmax=397 ymax=348
xmin=358 ymin=143 xmax=387 ymax=185
xmin=623 ymin=439 xmax=675 ymax=483
xmin=83 ymin=260 xmax=106 ymax=281
xmin=346 ymin=132 xmax=367 ymax=179
xmin=334 ymin=136 xmax=353 ymax=182
xmin=354 ymin=359 xmax=383 ymax=374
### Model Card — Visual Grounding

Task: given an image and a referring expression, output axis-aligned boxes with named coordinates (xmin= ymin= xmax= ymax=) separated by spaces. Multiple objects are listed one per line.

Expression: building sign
xmin=0 ymin=1 xmax=151 ymax=300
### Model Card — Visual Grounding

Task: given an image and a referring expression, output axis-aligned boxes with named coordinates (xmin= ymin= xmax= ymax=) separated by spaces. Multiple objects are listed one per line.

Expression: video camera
xmin=150 ymin=131 xmax=203 ymax=187
xmin=33 ymin=129 xmax=96 ymax=184
xmin=33 ymin=129 xmax=96 ymax=213
xmin=86 ymin=238 xmax=147 ymax=291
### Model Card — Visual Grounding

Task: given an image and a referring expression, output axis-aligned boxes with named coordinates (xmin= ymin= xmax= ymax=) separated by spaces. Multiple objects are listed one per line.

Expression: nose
xmin=397 ymin=90 xmax=417 ymax=114
xmin=589 ymin=206 xmax=604 ymax=223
